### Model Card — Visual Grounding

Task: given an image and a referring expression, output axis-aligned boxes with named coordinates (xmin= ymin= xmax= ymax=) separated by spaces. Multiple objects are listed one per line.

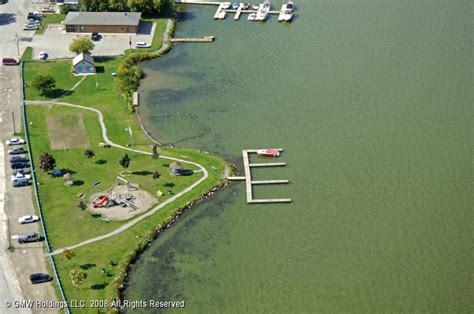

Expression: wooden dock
xmin=229 ymin=149 xmax=291 ymax=204
xmin=213 ymin=3 xmax=225 ymax=19
xmin=170 ymin=36 xmax=215 ymax=43
xmin=278 ymin=4 xmax=286 ymax=21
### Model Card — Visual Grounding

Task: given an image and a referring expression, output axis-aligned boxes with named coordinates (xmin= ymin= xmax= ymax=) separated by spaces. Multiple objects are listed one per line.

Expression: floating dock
xmin=229 ymin=149 xmax=292 ymax=204
xmin=170 ymin=36 xmax=215 ymax=43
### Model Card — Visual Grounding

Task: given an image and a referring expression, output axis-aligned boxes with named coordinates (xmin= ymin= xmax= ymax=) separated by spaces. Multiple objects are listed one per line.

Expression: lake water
xmin=123 ymin=0 xmax=473 ymax=312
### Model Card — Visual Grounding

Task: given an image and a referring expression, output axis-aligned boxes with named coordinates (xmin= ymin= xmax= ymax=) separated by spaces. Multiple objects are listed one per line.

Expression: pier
xmin=170 ymin=36 xmax=215 ymax=43
xmin=175 ymin=0 xmax=287 ymax=22
xmin=229 ymin=149 xmax=292 ymax=204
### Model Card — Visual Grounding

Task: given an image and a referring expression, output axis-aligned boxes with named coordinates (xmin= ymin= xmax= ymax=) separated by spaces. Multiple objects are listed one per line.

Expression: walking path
xmin=25 ymin=100 xmax=210 ymax=256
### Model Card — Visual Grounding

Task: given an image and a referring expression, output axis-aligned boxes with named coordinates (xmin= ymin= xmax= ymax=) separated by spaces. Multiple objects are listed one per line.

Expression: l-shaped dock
xmin=228 ymin=149 xmax=292 ymax=204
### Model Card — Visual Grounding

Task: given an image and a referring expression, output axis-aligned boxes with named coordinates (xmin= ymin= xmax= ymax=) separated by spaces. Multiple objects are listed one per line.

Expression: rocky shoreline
xmin=114 ymin=163 xmax=235 ymax=308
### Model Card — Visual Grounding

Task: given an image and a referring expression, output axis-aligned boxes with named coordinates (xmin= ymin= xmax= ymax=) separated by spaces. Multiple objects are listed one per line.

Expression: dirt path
xmin=25 ymin=100 xmax=210 ymax=256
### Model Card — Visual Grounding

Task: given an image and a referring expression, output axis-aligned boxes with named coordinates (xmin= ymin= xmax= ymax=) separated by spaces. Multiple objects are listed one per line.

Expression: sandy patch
xmin=47 ymin=113 xmax=89 ymax=150
xmin=89 ymin=184 xmax=158 ymax=221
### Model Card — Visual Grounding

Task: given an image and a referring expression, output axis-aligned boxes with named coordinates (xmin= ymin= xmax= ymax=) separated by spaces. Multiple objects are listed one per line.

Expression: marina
xmin=228 ymin=149 xmax=291 ymax=204
xmin=175 ymin=0 xmax=295 ymax=22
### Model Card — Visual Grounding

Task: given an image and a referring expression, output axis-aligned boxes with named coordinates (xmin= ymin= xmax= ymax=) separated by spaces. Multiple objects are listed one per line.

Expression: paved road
xmin=25 ymin=100 xmax=211 ymax=256
xmin=1 ymin=1 xmax=59 ymax=311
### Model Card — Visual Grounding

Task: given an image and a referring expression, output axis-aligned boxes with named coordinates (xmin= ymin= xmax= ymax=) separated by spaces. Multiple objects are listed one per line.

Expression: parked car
xmin=18 ymin=215 xmax=40 ymax=224
xmin=18 ymin=232 xmax=40 ymax=243
xmin=135 ymin=42 xmax=151 ymax=48
xmin=23 ymin=25 xmax=39 ymax=31
xmin=91 ymin=32 xmax=101 ymax=41
xmin=12 ymin=177 xmax=31 ymax=187
xmin=27 ymin=12 xmax=42 ymax=20
xmin=11 ymin=172 xmax=32 ymax=181
xmin=26 ymin=19 xmax=40 ymax=25
xmin=30 ymin=273 xmax=53 ymax=284
xmin=38 ymin=51 xmax=48 ymax=60
xmin=2 ymin=58 xmax=19 ymax=66
xmin=11 ymin=162 xmax=30 ymax=170
xmin=10 ymin=156 xmax=28 ymax=163
xmin=13 ymin=168 xmax=31 ymax=176
xmin=6 ymin=138 xmax=25 ymax=145
xmin=8 ymin=147 xmax=26 ymax=155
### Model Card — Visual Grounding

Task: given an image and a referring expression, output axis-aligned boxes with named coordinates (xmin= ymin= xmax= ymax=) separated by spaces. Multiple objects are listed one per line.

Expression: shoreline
xmin=118 ymin=15 xmax=238 ymax=305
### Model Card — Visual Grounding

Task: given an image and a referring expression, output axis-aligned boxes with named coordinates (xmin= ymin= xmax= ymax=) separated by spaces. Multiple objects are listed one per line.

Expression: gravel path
xmin=25 ymin=100 xmax=209 ymax=256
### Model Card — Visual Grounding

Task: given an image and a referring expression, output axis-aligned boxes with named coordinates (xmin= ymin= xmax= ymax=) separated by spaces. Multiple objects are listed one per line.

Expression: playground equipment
xmin=117 ymin=175 xmax=139 ymax=191
xmin=92 ymin=192 xmax=138 ymax=211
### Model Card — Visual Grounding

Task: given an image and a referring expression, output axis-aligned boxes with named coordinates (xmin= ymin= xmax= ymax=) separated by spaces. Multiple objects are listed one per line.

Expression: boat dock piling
xmin=229 ymin=149 xmax=292 ymax=204
xmin=213 ymin=3 xmax=225 ymax=19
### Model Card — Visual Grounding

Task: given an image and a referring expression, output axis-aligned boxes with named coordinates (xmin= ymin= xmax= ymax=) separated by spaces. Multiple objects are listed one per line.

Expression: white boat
xmin=222 ymin=2 xmax=232 ymax=9
xmin=216 ymin=10 xmax=227 ymax=19
xmin=256 ymin=1 xmax=270 ymax=20
xmin=248 ymin=12 xmax=257 ymax=20
xmin=231 ymin=2 xmax=240 ymax=9
xmin=242 ymin=2 xmax=250 ymax=9
xmin=252 ymin=4 xmax=259 ymax=10
xmin=256 ymin=149 xmax=280 ymax=157
xmin=282 ymin=12 xmax=293 ymax=21
xmin=284 ymin=1 xmax=295 ymax=13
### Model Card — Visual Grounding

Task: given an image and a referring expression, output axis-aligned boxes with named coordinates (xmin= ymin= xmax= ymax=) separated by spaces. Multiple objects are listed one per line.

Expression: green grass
xmin=23 ymin=55 xmax=230 ymax=311
xmin=35 ymin=14 xmax=66 ymax=35
xmin=24 ymin=58 xmax=147 ymax=148
xmin=21 ymin=47 xmax=33 ymax=61
xmin=27 ymin=105 xmax=205 ymax=249
xmin=128 ymin=18 xmax=167 ymax=53
xmin=24 ymin=59 xmax=81 ymax=99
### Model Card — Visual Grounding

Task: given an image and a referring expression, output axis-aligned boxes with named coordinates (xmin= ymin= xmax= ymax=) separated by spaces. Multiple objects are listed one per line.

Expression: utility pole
xmin=129 ymin=35 xmax=132 ymax=51
xmin=15 ymin=33 xmax=20 ymax=60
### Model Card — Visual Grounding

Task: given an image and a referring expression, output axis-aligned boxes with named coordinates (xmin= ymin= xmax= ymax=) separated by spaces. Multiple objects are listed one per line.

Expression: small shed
xmin=72 ymin=53 xmax=95 ymax=76
xmin=169 ymin=162 xmax=183 ymax=176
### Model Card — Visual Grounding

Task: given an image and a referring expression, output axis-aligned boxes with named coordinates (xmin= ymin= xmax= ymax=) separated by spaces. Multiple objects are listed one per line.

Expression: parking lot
xmin=29 ymin=21 xmax=156 ymax=60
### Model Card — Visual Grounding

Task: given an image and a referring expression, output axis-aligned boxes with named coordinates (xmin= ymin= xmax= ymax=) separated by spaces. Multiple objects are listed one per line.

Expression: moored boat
xmin=284 ymin=1 xmax=295 ymax=13
xmin=248 ymin=12 xmax=257 ymax=20
xmin=232 ymin=2 xmax=240 ymax=9
xmin=257 ymin=149 xmax=280 ymax=157
xmin=222 ymin=2 xmax=232 ymax=9
xmin=252 ymin=4 xmax=259 ymax=10
xmin=283 ymin=12 xmax=293 ymax=21
xmin=242 ymin=2 xmax=250 ymax=9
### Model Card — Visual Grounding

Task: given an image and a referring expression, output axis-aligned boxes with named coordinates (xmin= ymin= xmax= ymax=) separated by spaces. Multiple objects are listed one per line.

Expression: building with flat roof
xmin=64 ymin=12 xmax=141 ymax=34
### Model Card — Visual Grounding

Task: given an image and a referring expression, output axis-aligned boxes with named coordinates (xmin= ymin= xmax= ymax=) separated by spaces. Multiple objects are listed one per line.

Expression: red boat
xmin=257 ymin=149 xmax=280 ymax=157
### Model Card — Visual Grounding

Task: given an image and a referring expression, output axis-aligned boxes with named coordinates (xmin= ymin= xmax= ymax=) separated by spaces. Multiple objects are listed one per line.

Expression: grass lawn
xmin=27 ymin=105 xmax=205 ymax=249
xmin=35 ymin=14 xmax=66 ymax=35
xmin=24 ymin=57 xmax=148 ymax=148
xmin=21 ymin=47 xmax=33 ymax=61
xmin=23 ymin=55 xmax=230 ymax=311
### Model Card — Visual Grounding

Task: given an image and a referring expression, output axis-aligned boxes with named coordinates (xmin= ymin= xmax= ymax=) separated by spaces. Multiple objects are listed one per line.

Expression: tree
xmin=39 ymin=153 xmax=56 ymax=172
xmin=69 ymin=36 xmax=94 ymax=55
xmin=70 ymin=269 xmax=87 ymax=286
xmin=152 ymin=171 xmax=161 ymax=179
xmin=64 ymin=250 xmax=76 ymax=260
xmin=33 ymin=75 xmax=56 ymax=96
xmin=152 ymin=144 xmax=159 ymax=159
xmin=78 ymin=201 xmax=87 ymax=210
xmin=119 ymin=154 xmax=131 ymax=169
xmin=59 ymin=4 xmax=71 ymax=14
xmin=84 ymin=149 xmax=95 ymax=159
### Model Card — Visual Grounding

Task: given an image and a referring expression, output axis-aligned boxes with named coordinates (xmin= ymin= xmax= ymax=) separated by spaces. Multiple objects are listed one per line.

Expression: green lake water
xmin=123 ymin=0 xmax=473 ymax=312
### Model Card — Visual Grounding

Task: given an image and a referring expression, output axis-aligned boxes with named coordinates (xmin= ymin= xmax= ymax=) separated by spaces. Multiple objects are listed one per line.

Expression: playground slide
xmin=93 ymin=195 xmax=109 ymax=208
